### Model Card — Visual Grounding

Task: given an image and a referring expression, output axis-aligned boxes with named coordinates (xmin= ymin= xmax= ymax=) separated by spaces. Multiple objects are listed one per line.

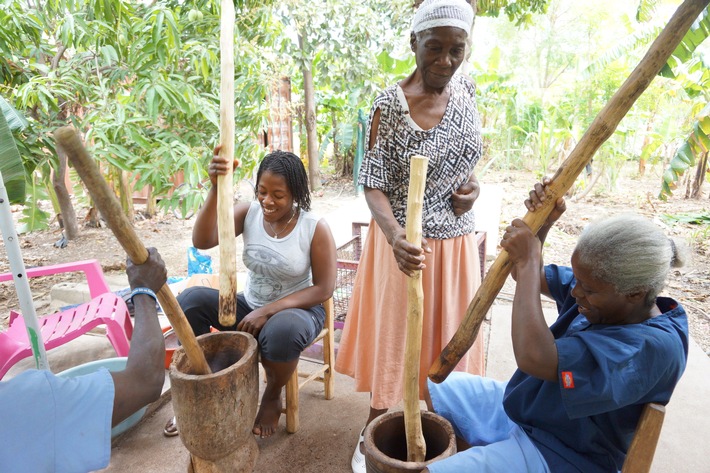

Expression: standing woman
xmin=334 ymin=1 xmax=484 ymax=471
xmin=166 ymin=149 xmax=336 ymax=439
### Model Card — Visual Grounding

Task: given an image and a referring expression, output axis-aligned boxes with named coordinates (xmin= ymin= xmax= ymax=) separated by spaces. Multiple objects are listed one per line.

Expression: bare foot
xmin=252 ymin=396 xmax=282 ymax=438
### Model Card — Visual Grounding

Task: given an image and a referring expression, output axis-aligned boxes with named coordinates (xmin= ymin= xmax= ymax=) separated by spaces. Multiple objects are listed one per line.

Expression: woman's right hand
xmin=524 ymin=177 xmax=566 ymax=227
xmin=208 ymin=144 xmax=240 ymax=187
xmin=390 ymin=230 xmax=431 ymax=277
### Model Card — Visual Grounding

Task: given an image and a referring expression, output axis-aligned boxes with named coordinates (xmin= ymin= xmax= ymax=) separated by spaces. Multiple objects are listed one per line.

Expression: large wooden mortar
xmin=364 ymin=411 xmax=456 ymax=472
xmin=170 ymin=332 xmax=259 ymax=473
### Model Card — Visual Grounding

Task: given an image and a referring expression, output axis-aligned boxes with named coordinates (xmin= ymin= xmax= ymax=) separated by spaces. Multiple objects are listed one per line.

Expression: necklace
xmin=266 ymin=207 xmax=297 ymax=238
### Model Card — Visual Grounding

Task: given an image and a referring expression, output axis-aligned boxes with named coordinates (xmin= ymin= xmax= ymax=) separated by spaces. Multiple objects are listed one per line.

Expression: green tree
xmin=0 ymin=0 xmax=277 ymax=232
xmin=275 ymin=0 xmax=413 ymax=189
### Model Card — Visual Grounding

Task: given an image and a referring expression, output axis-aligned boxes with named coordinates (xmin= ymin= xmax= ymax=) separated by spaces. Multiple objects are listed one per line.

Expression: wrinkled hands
xmin=126 ymin=247 xmax=167 ymax=293
xmin=451 ymin=177 xmax=480 ymax=217
xmin=500 ymin=178 xmax=566 ymax=267
xmin=208 ymin=144 xmax=241 ymax=187
xmin=500 ymin=219 xmax=540 ymax=266
xmin=390 ymin=229 xmax=431 ymax=277
xmin=524 ymin=177 xmax=566 ymax=227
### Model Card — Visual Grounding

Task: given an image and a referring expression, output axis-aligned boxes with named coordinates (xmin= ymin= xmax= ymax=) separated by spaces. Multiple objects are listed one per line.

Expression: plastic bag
xmin=187 ymin=246 xmax=213 ymax=276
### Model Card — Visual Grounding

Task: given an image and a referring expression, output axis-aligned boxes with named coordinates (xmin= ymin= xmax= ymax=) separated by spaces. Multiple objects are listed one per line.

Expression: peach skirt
xmin=334 ymin=220 xmax=484 ymax=409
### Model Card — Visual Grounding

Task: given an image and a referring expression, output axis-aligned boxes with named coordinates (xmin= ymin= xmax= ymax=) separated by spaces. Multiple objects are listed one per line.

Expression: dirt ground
xmin=1 ymin=163 xmax=709 ymax=356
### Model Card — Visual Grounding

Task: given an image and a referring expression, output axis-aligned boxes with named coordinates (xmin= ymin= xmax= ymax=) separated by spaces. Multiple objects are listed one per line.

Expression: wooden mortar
xmin=170 ymin=331 xmax=259 ymax=473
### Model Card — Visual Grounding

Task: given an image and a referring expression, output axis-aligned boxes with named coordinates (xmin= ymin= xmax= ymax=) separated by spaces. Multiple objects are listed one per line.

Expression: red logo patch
xmin=561 ymin=371 xmax=575 ymax=389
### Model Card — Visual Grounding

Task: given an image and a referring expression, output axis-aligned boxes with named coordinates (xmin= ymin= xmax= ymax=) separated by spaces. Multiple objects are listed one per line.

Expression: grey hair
xmin=574 ymin=213 xmax=687 ymax=307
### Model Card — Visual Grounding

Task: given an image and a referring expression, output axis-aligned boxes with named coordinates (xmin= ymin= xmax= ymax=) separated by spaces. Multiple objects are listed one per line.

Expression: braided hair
xmin=256 ymin=150 xmax=311 ymax=211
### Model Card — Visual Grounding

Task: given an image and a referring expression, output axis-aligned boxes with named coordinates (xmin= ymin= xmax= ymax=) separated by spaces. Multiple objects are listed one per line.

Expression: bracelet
xmin=129 ymin=287 xmax=158 ymax=304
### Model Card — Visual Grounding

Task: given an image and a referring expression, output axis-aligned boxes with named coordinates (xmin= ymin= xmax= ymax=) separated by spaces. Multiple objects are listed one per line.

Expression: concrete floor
xmin=103 ymin=368 xmax=372 ymax=473
xmin=83 ymin=303 xmax=710 ymax=473
xmin=6 ymin=190 xmax=710 ymax=472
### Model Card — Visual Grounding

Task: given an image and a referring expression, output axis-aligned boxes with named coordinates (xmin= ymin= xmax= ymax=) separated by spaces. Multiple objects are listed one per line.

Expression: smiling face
xmin=257 ymin=170 xmax=294 ymax=223
xmin=411 ymin=26 xmax=468 ymax=90
xmin=570 ymin=251 xmax=651 ymax=325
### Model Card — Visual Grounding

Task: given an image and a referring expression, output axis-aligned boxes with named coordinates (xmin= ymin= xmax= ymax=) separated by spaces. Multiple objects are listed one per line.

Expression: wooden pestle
xmin=403 ymin=155 xmax=429 ymax=462
xmin=54 ymin=126 xmax=212 ymax=375
xmin=216 ymin=0 xmax=238 ymax=327
xmin=428 ymin=0 xmax=710 ymax=383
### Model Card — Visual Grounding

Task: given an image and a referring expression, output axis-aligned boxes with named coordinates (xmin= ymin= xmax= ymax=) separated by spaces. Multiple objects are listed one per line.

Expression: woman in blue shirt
xmin=425 ymin=181 xmax=688 ymax=472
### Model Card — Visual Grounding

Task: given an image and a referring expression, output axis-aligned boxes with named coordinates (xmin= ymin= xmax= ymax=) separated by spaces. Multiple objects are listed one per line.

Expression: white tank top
xmin=242 ymin=201 xmax=319 ymax=308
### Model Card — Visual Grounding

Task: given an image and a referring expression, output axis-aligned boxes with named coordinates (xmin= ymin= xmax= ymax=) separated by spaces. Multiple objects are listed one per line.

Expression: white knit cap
xmin=411 ymin=0 xmax=474 ymax=34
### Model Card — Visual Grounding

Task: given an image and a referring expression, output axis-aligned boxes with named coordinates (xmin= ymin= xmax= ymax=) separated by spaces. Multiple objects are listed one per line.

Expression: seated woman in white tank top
xmin=167 ymin=149 xmax=336 ymax=439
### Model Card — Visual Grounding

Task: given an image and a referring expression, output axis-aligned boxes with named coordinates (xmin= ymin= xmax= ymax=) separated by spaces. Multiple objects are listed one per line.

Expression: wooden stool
xmin=283 ymin=297 xmax=335 ymax=433
xmin=622 ymin=403 xmax=665 ymax=473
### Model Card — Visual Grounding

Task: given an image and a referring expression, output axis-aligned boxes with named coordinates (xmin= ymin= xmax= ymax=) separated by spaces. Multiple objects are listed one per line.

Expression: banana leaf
xmin=0 ymin=96 xmax=26 ymax=204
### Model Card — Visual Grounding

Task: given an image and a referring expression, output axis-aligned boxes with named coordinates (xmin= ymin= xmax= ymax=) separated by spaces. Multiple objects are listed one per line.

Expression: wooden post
xmin=54 ymin=126 xmax=212 ymax=376
xmin=403 ymin=155 xmax=428 ymax=462
xmin=621 ymin=403 xmax=665 ymax=473
xmin=429 ymin=0 xmax=710 ymax=383
xmin=217 ymin=0 xmax=238 ymax=327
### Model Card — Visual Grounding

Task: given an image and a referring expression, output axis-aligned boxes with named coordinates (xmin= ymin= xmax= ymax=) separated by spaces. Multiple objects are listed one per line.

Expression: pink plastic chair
xmin=0 ymin=260 xmax=133 ymax=379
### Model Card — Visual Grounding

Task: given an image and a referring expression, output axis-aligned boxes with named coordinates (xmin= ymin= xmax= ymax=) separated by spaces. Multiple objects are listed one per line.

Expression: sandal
xmin=351 ymin=427 xmax=366 ymax=473
xmin=163 ymin=416 xmax=179 ymax=437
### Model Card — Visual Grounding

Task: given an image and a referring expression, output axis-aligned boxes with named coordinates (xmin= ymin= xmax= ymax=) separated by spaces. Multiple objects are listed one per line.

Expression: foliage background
xmin=0 ymin=0 xmax=708 ymax=234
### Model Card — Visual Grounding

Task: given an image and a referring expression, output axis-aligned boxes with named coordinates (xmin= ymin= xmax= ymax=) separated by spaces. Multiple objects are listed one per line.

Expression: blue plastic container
xmin=56 ymin=357 xmax=148 ymax=438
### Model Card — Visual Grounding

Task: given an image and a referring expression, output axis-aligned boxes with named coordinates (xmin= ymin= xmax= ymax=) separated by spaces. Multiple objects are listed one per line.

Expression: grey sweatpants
xmin=177 ymin=286 xmax=325 ymax=362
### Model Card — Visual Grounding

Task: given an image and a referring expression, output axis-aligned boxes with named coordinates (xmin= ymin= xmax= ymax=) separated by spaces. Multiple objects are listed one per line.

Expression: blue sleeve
xmin=556 ymin=325 xmax=684 ymax=419
xmin=544 ymin=265 xmax=577 ymax=312
xmin=0 ymin=369 xmax=114 ymax=472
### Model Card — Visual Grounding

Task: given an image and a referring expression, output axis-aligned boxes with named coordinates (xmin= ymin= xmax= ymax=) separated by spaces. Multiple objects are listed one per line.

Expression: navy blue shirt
xmin=503 ymin=265 xmax=688 ymax=472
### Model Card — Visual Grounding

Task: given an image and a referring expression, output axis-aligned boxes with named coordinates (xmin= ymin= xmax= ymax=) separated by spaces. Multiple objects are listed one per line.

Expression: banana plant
xmin=658 ymin=6 xmax=710 ymax=199
xmin=579 ymin=2 xmax=710 ymax=199
xmin=659 ymin=6 xmax=710 ymax=79
xmin=660 ymin=103 xmax=710 ymax=200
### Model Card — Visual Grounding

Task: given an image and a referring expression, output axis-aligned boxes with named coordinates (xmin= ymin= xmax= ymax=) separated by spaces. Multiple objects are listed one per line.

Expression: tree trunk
xmin=53 ymin=144 xmax=79 ymax=239
xmin=299 ymin=33 xmax=320 ymax=192
xmin=85 ymin=206 xmax=101 ymax=228
xmin=639 ymin=117 xmax=655 ymax=176
xmin=145 ymin=184 xmax=156 ymax=217
xmin=296 ymin=105 xmax=307 ymax=159
xmin=690 ymin=150 xmax=708 ymax=198
xmin=44 ymin=43 xmax=80 ymax=239
xmin=331 ymin=111 xmax=340 ymax=171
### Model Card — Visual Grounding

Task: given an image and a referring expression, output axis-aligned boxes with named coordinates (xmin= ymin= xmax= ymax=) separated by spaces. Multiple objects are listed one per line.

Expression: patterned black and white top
xmin=358 ymin=74 xmax=482 ymax=240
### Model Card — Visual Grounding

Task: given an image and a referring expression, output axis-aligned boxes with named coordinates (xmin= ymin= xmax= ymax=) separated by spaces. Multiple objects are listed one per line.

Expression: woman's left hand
xmin=451 ymin=178 xmax=480 ymax=216
xmin=237 ymin=308 xmax=269 ymax=337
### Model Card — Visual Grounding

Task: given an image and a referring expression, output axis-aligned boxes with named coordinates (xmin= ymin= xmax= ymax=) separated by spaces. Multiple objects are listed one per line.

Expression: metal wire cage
xmin=332 ymin=222 xmax=487 ymax=327
xmin=334 ymin=222 xmax=368 ymax=326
